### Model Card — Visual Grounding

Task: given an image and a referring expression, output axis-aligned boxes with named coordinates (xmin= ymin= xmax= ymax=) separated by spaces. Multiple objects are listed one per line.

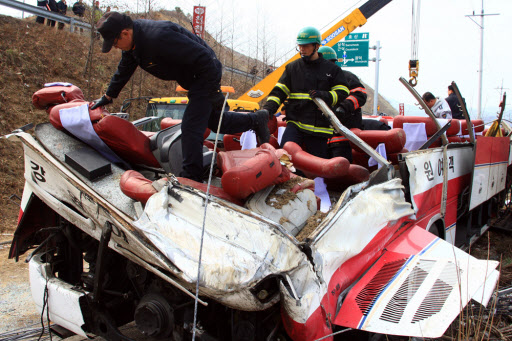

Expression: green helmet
xmin=296 ymin=26 xmax=321 ymax=45
xmin=318 ymin=46 xmax=337 ymax=62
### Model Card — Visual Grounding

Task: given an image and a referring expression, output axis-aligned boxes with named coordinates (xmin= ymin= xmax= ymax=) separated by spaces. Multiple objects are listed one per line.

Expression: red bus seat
xmin=33 ymin=85 xmax=84 ymax=110
xmin=217 ymin=144 xmax=291 ymax=200
xmin=120 ymin=170 xmax=243 ymax=206
xmin=350 ymin=128 xmax=406 ymax=154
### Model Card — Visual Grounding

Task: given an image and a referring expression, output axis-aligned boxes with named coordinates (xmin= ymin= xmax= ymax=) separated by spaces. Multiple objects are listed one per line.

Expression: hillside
xmin=0 ymin=11 xmax=396 ymax=233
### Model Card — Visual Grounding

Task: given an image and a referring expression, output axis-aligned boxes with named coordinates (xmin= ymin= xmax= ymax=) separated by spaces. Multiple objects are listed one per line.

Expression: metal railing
xmin=224 ymin=65 xmax=263 ymax=82
xmin=0 ymin=0 xmax=92 ymax=31
xmin=2 ymin=0 xmax=269 ymax=84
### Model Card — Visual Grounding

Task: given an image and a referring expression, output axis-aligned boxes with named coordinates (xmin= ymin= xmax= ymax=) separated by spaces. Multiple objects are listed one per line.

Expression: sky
xmin=2 ymin=0 xmax=511 ymax=122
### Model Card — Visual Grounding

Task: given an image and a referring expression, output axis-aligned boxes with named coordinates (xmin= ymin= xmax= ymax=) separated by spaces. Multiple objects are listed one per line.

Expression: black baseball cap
xmin=96 ymin=12 xmax=133 ymax=53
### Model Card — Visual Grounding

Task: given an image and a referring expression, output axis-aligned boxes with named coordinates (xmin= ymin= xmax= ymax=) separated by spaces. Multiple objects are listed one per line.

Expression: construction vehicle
xmin=121 ymin=86 xmax=260 ymax=133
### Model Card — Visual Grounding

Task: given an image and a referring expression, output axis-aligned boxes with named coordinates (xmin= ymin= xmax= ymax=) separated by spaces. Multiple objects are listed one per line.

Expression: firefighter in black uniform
xmin=260 ymin=27 xmax=350 ymax=159
xmin=445 ymin=85 xmax=466 ymax=119
xmin=91 ymin=12 xmax=270 ymax=182
xmin=319 ymin=46 xmax=367 ymax=162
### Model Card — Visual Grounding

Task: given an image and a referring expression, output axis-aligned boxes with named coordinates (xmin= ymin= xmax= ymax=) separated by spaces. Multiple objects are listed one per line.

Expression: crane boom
xmin=237 ymin=0 xmax=392 ymax=102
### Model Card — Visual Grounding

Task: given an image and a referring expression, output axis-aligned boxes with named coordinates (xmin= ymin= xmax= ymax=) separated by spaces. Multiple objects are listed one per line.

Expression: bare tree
xmin=83 ymin=0 xmax=98 ymax=98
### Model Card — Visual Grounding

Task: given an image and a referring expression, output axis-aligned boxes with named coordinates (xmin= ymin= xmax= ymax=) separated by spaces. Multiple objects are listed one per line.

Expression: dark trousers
xmin=280 ymin=122 xmax=328 ymax=159
xmin=180 ymin=89 xmax=253 ymax=182
xmin=36 ymin=5 xmax=46 ymax=23
xmin=329 ymin=140 xmax=352 ymax=163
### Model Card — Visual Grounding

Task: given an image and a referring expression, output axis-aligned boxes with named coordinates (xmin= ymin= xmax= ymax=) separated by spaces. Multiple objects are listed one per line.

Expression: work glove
xmin=335 ymin=105 xmax=346 ymax=120
xmin=209 ymin=89 xmax=226 ymax=111
xmin=90 ymin=95 xmax=112 ymax=110
xmin=309 ymin=90 xmax=331 ymax=103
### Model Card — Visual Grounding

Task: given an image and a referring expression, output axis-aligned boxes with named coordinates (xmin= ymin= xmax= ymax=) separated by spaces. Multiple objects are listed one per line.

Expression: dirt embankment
xmin=0 ymin=12 xmax=209 ymax=234
xmin=0 ymin=14 xmax=118 ymax=234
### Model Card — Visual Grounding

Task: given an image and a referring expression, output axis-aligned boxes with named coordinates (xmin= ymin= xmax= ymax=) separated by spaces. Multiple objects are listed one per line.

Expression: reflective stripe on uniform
xmin=351 ymin=87 xmax=367 ymax=94
xmin=327 ymin=135 xmax=349 ymax=144
xmin=268 ymin=96 xmax=281 ymax=106
xmin=332 ymin=84 xmax=350 ymax=95
xmin=289 ymin=93 xmax=312 ymax=100
xmin=347 ymin=95 xmax=359 ymax=110
xmin=288 ymin=120 xmax=334 ymax=135
xmin=329 ymin=90 xmax=338 ymax=106
xmin=276 ymin=83 xmax=290 ymax=97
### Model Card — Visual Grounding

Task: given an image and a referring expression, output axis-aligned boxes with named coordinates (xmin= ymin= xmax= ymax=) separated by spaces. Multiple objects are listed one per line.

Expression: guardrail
xmin=224 ymin=66 xmax=263 ymax=82
xmin=0 ymin=0 xmax=92 ymax=31
xmin=2 ymin=0 xmax=268 ymax=83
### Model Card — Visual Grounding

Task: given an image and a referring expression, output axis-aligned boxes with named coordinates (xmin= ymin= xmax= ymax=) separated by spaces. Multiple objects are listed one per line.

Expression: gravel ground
xmin=0 ymin=243 xmax=42 ymax=334
xmin=0 ymin=243 xmax=159 ymax=340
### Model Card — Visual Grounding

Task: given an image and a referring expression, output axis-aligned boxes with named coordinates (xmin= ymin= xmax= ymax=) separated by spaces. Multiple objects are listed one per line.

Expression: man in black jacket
xmin=92 ymin=12 xmax=269 ymax=182
xmin=261 ymin=26 xmax=350 ymax=159
xmin=57 ymin=0 xmax=67 ymax=30
xmin=72 ymin=0 xmax=85 ymax=17
xmin=36 ymin=0 xmax=48 ymax=24
xmin=445 ymin=85 xmax=466 ymax=119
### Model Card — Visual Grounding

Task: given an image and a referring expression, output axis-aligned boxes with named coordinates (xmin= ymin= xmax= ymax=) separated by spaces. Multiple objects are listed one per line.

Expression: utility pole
xmin=466 ymin=1 xmax=499 ymax=119
xmin=495 ymin=79 xmax=508 ymax=99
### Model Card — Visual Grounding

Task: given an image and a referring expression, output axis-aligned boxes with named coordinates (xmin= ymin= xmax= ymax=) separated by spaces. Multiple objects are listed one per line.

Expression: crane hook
xmin=408 ymin=60 xmax=419 ymax=87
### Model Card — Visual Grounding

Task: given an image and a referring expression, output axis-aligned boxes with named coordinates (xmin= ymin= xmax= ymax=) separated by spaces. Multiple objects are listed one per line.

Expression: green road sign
xmin=344 ymin=32 xmax=369 ymax=41
xmin=335 ymin=40 xmax=369 ymax=67
xmin=334 ymin=32 xmax=370 ymax=67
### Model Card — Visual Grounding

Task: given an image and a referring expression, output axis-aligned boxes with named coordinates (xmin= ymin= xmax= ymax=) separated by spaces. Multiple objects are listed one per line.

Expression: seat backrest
xmin=393 ymin=116 xmax=461 ymax=136
xmin=460 ymin=119 xmax=485 ymax=134
xmin=149 ymin=123 xmax=215 ymax=176
xmin=223 ymin=134 xmax=242 ymax=151
xmin=33 ymin=85 xmax=84 ymax=109
xmin=149 ymin=124 xmax=183 ymax=174
xmin=93 ymin=115 xmax=160 ymax=168
xmin=48 ymin=100 xmax=108 ymax=130
xmin=350 ymin=128 xmax=406 ymax=154
xmin=324 ymin=164 xmax=370 ymax=192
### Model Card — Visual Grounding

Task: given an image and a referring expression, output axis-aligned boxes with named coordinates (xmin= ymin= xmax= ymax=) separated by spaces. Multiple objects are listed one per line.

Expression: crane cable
xmin=191 ymin=92 xmax=229 ymax=340
xmin=409 ymin=0 xmax=421 ymax=86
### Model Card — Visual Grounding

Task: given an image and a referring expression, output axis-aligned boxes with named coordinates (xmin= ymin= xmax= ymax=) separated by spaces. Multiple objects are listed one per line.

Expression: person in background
xmin=318 ymin=45 xmax=367 ymax=162
xmin=445 ymin=85 xmax=466 ymax=119
xmin=260 ymin=26 xmax=349 ymax=159
xmin=46 ymin=0 xmax=58 ymax=27
xmin=91 ymin=12 xmax=270 ymax=182
xmin=36 ymin=0 xmax=48 ymax=24
xmin=93 ymin=1 xmax=102 ymax=24
xmin=422 ymin=92 xmax=452 ymax=119
xmin=57 ymin=0 xmax=67 ymax=30
xmin=72 ymin=0 xmax=85 ymax=17
xmin=72 ymin=0 xmax=85 ymax=32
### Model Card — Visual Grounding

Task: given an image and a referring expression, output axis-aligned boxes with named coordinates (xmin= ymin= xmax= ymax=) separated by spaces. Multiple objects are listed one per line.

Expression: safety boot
xmin=250 ymin=110 xmax=270 ymax=144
